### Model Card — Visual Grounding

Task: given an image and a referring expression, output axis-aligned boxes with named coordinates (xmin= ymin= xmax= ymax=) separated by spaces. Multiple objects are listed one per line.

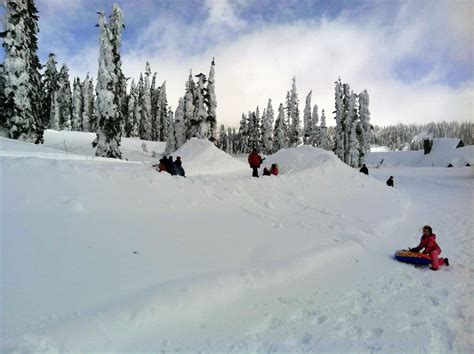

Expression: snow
xmin=39 ymin=129 xmax=165 ymax=162
xmin=367 ymin=138 xmax=473 ymax=168
xmin=1 ymin=133 xmax=473 ymax=353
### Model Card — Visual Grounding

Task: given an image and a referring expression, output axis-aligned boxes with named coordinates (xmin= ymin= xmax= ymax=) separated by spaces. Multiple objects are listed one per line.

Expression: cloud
xmin=34 ymin=0 xmax=473 ymax=127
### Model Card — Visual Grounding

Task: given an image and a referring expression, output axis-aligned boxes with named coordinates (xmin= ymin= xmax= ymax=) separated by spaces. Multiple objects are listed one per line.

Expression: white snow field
xmin=366 ymin=138 xmax=474 ymax=168
xmin=1 ymin=132 xmax=473 ymax=353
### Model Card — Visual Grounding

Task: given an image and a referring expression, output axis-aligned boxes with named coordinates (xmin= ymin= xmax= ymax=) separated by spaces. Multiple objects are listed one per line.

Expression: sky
xmin=3 ymin=0 xmax=473 ymax=127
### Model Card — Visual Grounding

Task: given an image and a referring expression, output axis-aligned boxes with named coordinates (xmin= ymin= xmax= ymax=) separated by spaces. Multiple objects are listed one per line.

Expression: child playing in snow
xmin=410 ymin=225 xmax=449 ymax=270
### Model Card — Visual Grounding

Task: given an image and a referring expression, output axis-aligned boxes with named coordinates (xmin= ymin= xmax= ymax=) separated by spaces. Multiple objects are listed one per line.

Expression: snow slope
xmin=42 ymin=129 xmax=166 ymax=162
xmin=1 ymin=135 xmax=473 ymax=353
xmin=366 ymin=138 xmax=473 ymax=168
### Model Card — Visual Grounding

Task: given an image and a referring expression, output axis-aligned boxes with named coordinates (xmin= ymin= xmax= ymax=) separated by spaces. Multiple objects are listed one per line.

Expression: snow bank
xmin=264 ymin=145 xmax=339 ymax=175
xmin=174 ymin=138 xmax=247 ymax=175
xmin=43 ymin=130 xmax=165 ymax=162
xmin=366 ymin=138 xmax=473 ymax=168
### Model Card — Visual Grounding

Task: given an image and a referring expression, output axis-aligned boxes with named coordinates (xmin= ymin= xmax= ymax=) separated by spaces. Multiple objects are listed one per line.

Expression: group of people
xmin=154 ymin=155 xmax=186 ymax=177
xmin=248 ymin=150 xmax=279 ymax=178
xmin=359 ymin=164 xmax=395 ymax=188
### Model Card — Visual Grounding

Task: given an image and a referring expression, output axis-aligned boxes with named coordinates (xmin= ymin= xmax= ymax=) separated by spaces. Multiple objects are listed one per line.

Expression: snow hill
xmin=367 ymin=138 xmax=473 ymax=168
xmin=1 ymin=131 xmax=473 ymax=353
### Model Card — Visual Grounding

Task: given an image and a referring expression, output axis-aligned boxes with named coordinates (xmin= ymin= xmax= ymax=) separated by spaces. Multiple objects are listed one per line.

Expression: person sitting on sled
xmin=410 ymin=225 xmax=449 ymax=270
xmin=270 ymin=163 xmax=279 ymax=176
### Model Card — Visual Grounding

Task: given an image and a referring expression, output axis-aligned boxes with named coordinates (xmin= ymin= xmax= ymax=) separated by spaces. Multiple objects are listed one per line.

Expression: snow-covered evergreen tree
xmin=183 ymin=71 xmax=195 ymax=140
xmin=165 ymin=107 xmax=176 ymax=153
xmin=82 ymin=74 xmax=94 ymax=132
xmin=205 ymin=58 xmax=217 ymax=139
xmin=261 ymin=98 xmax=274 ymax=154
xmin=227 ymin=127 xmax=234 ymax=154
xmin=124 ymin=79 xmax=136 ymax=137
xmin=71 ymin=77 xmax=83 ymax=131
xmin=93 ymin=10 xmax=122 ymax=158
xmin=139 ymin=64 xmax=152 ymax=140
xmin=311 ymin=104 xmax=321 ymax=147
xmin=303 ymin=91 xmax=313 ymax=145
xmin=158 ymin=81 xmax=168 ymax=141
xmin=218 ymin=124 xmax=226 ymax=151
xmin=50 ymin=91 xmax=60 ymax=130
xmin=1 ymin=0 xmax=44 ymax=143
xmin=248 ymin=107 xmax=260 ymax=150
xmin=333 ymin=78 xmax=345 ymax=161
xmin=238 ymin=113 xmax=249 ymax=153
xmin=193 ymin=73 xmax=208 ymax=139
xmin=357 ymin=89 xmax=371 ymax=166
xmin=319 ymin=109 xmax=330 ymax=150
xmin=273 ymin=103 xmax=287 ymax=152
xmin=57 ymin=64 xmax=72 ymax=130
xmin=174 ymin=97 xmax=186 ymax=149
xmin=108 ymin=3 xmax=127 ymax=137
xmin=345 ymin=90 xmax=359 ymax=166
xmin=42 ymin=53 xmax=59 ymax=127
xmin=288 ymin=77 xmax=301 ymax=147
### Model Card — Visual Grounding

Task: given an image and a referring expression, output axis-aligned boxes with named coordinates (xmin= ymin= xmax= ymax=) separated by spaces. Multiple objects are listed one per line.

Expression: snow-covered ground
xmin=367 ymin=138 xmax=473 ymax=168
xmin=1 ymin=132 xmax=473 ymax=353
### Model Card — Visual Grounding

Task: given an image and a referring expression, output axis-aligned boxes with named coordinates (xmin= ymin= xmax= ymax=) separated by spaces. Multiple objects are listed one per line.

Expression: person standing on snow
xmin=248 ymin=149 xmax=264 ymax=178
xmin=410 ymin=225 xmax=449 ymax=271
xmin=359 ymin=164 xmax=369 ymax=175
xmin=386 ymin=176 xmax=394 ymax=187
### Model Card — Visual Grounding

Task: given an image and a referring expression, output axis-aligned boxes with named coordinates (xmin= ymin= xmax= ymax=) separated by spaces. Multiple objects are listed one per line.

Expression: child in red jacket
xmin=410 ymin=225 xmax=449 ymax=270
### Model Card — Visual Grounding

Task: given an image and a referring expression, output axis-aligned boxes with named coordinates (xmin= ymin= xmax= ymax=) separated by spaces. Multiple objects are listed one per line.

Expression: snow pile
xmin=366 ymin=138 xmax=473 ymax=168
xmin=174 ymin=138 xmax=247 ymax=175
xmin=264 ymin=145 xmax=339 ymax=175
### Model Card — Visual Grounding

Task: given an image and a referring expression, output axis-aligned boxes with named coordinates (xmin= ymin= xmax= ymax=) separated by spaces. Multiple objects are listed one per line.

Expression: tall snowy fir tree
xmin=273 ymin=103 xmax=287 ymax=152
xmin=93 ymin=10 xmax=122 ymax=158
xmin=139 ymin=65 xmax=152 ymax=140
xmin=357 ymin=89 xmax=371 ymax=166
xmin=71 ymin=77 xmax=83 ymax=131
xmin=288 ymin=77 xmax=301 ymax=147
xmin=81 ymin=74 xmax=94 ymax=132
xmin=217 ymin=124 xmax=226 ymax=151
xmin=165 ymin=107 xmax=176 ymax=153
xmin=333 ymin=78 xmax=345 ymax=161
xmin=174 ymin=97 xmax=186 ymax=149
xmin=123 ymin=79 xmax=136 ymax=137
xmin=227 ymin=127 xmax=234 ymax=154
xmin=303 ymin=91 xmax=313 ymax=145
xmin=1 ymin=0 xmax=44 ymax=143
xmin=261 ymin=99 xmax=274 ymax=154
xmin=42 ymin=53 xmax=59 ymax=127
xmin=319 ymin=109 xmax=330 ymax=150
xmin=108 ymin=3 xmax=127 ymax=138
xmin=311 ymin=104 xmax=320 ymax=147
xmin=238 ymin=113 xmax=249 ymax=153
xmin=194 ymin=73 xmax=208 ymax=139
xmin=158 ymin=81 xmax=168 ymax=141
xmin=183 ymin=71 xmax=195 ymax=140
xmin=345 ymin=90 xmax=359 ymax=167
xmin=205 ymin=58 xmax=217 ymax=139
xmin=57 ymin=64 xmax=72 ymax=131
xmin=248 ymin=108 xmax=260 ymax=150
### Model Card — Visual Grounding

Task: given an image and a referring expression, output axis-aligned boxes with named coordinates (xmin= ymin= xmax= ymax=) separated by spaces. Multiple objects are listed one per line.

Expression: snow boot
xmin=444 ymin=258 xmax=449 ymax=266
xmin=430 ymin=267 xmax=438 ymax=271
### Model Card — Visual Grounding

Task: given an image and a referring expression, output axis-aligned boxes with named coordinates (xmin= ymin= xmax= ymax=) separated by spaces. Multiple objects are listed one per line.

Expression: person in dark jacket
xmin=174 ymin=156 xmax=186 ymax=177
xmin=167 ymin=156 xmax=177 ymax=176
xmin=263 ymin=167 xmax=271 ymax=176
xmin=410 ymin=225 xmax=449 ymax=270
xmin=248 ymin=149 xmax=264 ymax=178
xmin=359 ymin=164 xmax=369 ymax=175
xmin=386 ymin=176 xmax=394 ymax=187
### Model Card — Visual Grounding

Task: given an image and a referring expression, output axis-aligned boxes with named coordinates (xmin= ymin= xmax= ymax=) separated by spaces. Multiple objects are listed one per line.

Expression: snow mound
xmin=264 ymin=145 xmax=341 ymax=175
xmin=174 ymin=138 xmax=247 ymax=176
